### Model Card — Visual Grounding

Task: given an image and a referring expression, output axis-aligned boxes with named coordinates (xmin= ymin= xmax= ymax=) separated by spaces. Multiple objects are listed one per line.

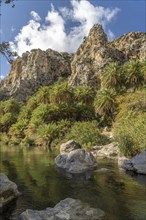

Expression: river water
xmin=0 ymin=144 xmax=146 ymax=220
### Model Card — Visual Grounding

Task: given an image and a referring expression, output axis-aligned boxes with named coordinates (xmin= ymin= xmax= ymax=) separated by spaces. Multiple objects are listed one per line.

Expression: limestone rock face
xmin=60 ymin=140 xmax=81 ymax=154
xmin=55 ymin=149 xmax=97 ymax=174
xmin=0 ymin=173 xmax=20 ymax=212
xmin=69 ymin=24 xmax=126 ymax=88
xmin=108 ymin=32 xmax=146 ymax=61
xmin=0 ymin=49 xmax=72 ymax=101
xmin=18 ymin=198 xmax=105 ymax=220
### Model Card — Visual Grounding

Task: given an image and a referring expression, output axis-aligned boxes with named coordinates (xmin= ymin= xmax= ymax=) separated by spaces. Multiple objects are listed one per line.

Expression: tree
xmin=0 ymin=0 xmax=15 ymax=7
xmin=101 ymin=62 xmax=122 ymax=91
xmin=0 ymin=41 xmax=17 ymax=63
xmin=74 ymin=85 xmax=95 ymax=105
xmin=49 ymin=81 xmax=73 ymax=105
xmin=0 ymin=1 xmax=17 ymax=61
xmin=36 ymin=86 xmax=51 ymax=104
xmin=123 ymin=59 xmax=144 ymax=91
xmin=94 ymin=89 xmax=117 ymax=117
xmin=37 ymin=123 xmax=59 ymax=150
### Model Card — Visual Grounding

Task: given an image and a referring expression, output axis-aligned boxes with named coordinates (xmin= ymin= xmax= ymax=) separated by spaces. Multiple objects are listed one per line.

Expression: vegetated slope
xmin=0 ymin=24 xmax=146 ymax=157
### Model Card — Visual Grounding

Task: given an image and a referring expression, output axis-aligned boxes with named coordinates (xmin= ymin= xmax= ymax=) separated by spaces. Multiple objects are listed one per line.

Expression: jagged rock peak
xmin=86 ymin=24 xmax=108 ymax=46
xmin=0 ymin=48 xmax=72 ymax=101
xmin=69 ymin=24 xmax=126 ymax=88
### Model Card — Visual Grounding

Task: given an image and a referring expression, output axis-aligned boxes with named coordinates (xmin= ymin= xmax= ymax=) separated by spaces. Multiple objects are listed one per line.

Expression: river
xmin=0 ymin=144 xmax=146 ymax=220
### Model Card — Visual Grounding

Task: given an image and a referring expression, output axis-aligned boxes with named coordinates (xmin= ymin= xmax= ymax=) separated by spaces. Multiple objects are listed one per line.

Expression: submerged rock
xmin=18 ymin=198 xmax=105 ymax=220
xmin=0 ymin=173 xmax=20 ymax=212
xmin=60 ymin=140 xmax=81 ymax=154
xmin=118 ymin=150 xmax=146 ymax=174
xmin=92 ymin=142 xmax=119 ymax=159
xmin=55 ymin=149 xmax=97 ymax=174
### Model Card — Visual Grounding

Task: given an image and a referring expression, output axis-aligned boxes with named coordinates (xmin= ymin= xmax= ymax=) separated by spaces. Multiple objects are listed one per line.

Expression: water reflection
xmin=0 ymin=145 xmax=146 ymax=220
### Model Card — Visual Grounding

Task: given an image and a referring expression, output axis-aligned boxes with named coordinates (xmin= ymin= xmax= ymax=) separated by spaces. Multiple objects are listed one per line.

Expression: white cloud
xmin=10 ymin=0 xmax=120 ymax=56
xmin=30 ymin=11 xmax=41 ymax=21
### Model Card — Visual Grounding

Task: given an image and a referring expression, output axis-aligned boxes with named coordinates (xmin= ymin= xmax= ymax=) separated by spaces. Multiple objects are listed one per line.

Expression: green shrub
xmin=64 ymin=121 xmax=109 ymax=148
xmin=114 ymin=91 xmax=146 ymax=157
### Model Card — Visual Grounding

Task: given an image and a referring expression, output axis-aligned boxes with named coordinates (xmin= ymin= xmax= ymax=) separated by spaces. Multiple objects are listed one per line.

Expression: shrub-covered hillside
xmin=0 ymin=59 xmax=145 ymax=157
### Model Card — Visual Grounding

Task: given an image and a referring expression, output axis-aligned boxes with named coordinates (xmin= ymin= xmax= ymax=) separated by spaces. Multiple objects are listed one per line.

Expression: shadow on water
xmin=126 ymin=170 xmax=146 ymax=185
xmin=0 ymin=145 xmax=146 ymax=220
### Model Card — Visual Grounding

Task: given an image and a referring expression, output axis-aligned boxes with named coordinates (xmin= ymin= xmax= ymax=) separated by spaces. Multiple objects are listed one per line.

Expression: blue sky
xmin=0 ymin=0 xmax=146 ymax=79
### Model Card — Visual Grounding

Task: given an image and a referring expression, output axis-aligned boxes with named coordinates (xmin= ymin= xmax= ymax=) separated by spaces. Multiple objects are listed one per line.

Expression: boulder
xmin=60 ymin=140 xmax=81 ymax=154
xmin=55 ymin=149 xmax=97 ymax=174
xmin=92 ymin=142 xmax=119 ymax=159
xmin=18 ymin=198 xmax=105 ymax=220
xmin=131 ymin=150 xmax=146 ymax=174
xmin=0 ymin=173 xmax=20 ymax=212
xmin=118 ymin=157 xmax=133 ymax=171
xmin=118 ymin=150 xmax=146 ymax=174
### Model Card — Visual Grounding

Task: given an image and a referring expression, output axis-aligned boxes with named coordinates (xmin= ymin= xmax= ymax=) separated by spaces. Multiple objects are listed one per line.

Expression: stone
xmin=118 ymin=157 xmax=133 ymax=171
xmin=131 ymin=150 xmax=146 ymax=174
xmin=0 ymin=49 xmax=72 ymax=101
xmin=55 ymin=149 xmax=97 ymax=174
xmin=92 ymin=142 xmax=119 ymax=159
xmin=0 ymin=173 xmax=20 ymax=212
xmin=108 ymin=32 xmax=146 ymax=61
xmin=18 ymin=198 xmax=105 ymax=220
xmin=60 ymin=140 xmax=81 ymax=154
xmin=118 ymin=150 xmax=146 ymax=174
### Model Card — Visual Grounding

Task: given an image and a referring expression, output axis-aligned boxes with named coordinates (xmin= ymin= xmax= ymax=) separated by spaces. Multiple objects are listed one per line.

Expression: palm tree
xmin=94 ymin=88 xmax=117 ymax=118
xmin=37 ymin=123 xmax=59 ymax=150
xmin=74 ymin=85 xmax=95 ymax=105
xmin=36 ymin=86 xmax=51 ymax=104
xmin=101 ymin=62 xmax=122 ymax=91
xmin=49 ymin=81 xmax=73 ymax=105
xmin=141 ymin=59 xmax=146 ymax=85
xmin=123 ymin=59 xmax=144 ymax=91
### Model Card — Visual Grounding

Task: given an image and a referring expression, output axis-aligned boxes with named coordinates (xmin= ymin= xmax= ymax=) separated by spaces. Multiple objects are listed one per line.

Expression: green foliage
xmin=122 ymin=59 xmax=144 ymax=91
xmin=49 ymin=81 xmax=73 ymax=105
xmin=94 ymin=88 xmax=117 ymax=126
xmin=114 ymin=90 xmax=146 ymax=157
xmin=0 ymin=99 xmax=21 ymax=132
xmin=9 ymin=119 xmax=29 ymax=139
xmin=65 ymin=121 xmax=109 ymax=148
xmin=74 ymin=85 xmax=95 ymax=105
xmin=35 ymin=86 xmax=51 ymax=104
xmin=101 ymin=62 xmax=122 ymax=91
xmin=0 ymin=98 xmax=20 ymax=115
xmin=0 ymin=132 xmax=9 ymax=144
xmin=0 ymin=41 xmax=17 ymax=63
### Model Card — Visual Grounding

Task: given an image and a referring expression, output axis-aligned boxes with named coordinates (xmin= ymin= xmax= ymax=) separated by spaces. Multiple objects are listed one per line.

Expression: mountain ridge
xmin=0 ymin=24 xmax=145 ymax=101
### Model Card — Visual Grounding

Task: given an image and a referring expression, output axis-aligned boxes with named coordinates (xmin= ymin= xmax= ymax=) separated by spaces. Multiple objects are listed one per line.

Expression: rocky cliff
xmin=0 ymin=49 xmax=72 ymax=101
xmin=69 ymin=24 xmax=146 ymax=88
xmin=0 ymin=24 xmax=145 ymax=101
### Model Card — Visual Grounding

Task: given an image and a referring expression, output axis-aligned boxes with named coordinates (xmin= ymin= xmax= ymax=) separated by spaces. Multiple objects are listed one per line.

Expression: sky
xmin=0 ymin=0 xmax=146 ymax=79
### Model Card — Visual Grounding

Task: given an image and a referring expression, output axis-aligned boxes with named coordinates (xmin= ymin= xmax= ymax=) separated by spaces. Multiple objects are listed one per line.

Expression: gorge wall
xmin=0 ymin=24 xmax=145 ymax=101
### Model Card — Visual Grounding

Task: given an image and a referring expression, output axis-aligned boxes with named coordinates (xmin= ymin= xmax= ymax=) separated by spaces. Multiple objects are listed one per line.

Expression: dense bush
xmin=64 ymin=121 xmax=109 ymax=148
xmin=114 ymin=90 xmax=146 ymax=157
xmin=0 ymin=99 xmax=21 ymax=132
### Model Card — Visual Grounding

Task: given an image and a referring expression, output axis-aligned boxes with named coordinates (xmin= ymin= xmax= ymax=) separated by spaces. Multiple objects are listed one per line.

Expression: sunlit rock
xmin=18 ymin=198 xmax=105 ymax=220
